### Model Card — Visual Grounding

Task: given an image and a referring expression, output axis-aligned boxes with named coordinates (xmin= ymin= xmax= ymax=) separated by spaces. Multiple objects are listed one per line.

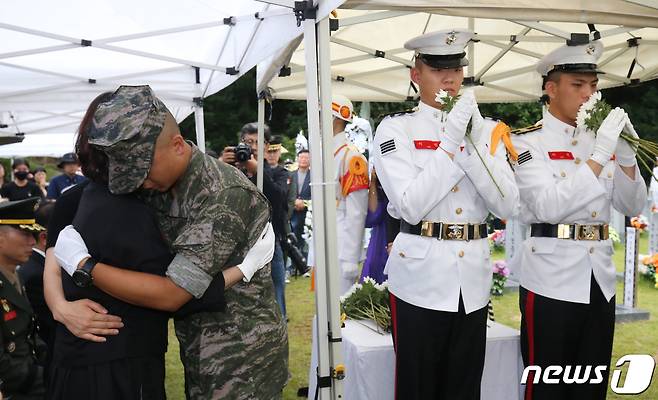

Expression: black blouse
xmin=51 ymin=182 xmax=173 ymax=367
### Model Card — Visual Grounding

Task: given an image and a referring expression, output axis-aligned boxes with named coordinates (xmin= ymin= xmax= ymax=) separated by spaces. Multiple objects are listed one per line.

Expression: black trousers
xmin=519 ymin=275 xmax=615 ymax=400
xmin=389 ymin=294 xmax=488 ymax=400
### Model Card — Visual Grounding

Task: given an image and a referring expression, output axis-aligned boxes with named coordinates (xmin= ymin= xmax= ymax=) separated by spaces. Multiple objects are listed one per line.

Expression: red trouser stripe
xmin=389 ymin=293 xmax=399 ymax=400
xmin=525 ymin=291 xmax=536 ymax=400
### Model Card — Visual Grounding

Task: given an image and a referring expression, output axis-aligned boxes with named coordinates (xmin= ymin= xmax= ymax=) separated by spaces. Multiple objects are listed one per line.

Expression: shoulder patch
xmin=379 ymin=139 xmax=397 ymax=155
xmin=511 ymin=124 xmax=543 ymax=135
xmin=380 ymin=107 xmax=418 ymax=119
xmin=517 ymin=150 xmax=532 ymax=165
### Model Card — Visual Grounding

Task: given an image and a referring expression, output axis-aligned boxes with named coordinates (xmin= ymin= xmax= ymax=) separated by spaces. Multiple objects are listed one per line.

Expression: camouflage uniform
xmin=88 ymin=86 xmax=289 ymax=400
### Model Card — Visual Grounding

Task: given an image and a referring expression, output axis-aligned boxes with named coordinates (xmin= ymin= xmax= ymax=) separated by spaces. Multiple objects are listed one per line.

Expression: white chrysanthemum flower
xmin=576 ymin=91 xmax=601 ymax=129
xmin=435 ymin=89 xmax=449 ymax=105
xmin=380 ymin=281 xmax=389 ymax=289
xmin=363 ymin=276 xmax=376 ymax=285
xmin=339 ymin=296 xmax=346 ymax=303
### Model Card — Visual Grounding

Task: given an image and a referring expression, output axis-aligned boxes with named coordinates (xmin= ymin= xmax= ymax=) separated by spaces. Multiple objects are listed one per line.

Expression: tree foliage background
xmin=179 ymin=69 xmax=658 ymax=169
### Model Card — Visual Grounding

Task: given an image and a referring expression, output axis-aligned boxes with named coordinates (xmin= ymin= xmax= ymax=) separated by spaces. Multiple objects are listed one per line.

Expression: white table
xmin=308 ymin=318 xmax=524 ymax=400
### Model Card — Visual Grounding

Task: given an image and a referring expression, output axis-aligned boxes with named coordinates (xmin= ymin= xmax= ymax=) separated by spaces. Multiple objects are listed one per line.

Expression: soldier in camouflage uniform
xmin=60 ymin=85 xmax=288 ymax=400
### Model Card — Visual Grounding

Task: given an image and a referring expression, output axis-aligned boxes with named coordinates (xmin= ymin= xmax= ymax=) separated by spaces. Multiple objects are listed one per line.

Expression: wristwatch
xmin=72 ymin=258 xmax=97 ymax=288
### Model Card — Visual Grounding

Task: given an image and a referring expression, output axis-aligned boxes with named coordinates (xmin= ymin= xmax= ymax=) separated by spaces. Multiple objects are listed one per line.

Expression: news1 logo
xmin=521 ymin=354 xmax=656 ymax=395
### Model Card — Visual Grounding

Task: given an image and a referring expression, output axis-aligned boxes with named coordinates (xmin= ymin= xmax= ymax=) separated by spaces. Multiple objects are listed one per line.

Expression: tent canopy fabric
xmin=259 ymin=0 xmax=658 ymax=103
xmin=0 ymin=0 xmax=311 ymax=139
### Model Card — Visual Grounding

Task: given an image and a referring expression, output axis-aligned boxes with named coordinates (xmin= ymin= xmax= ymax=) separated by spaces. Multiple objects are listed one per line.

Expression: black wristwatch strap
xmin=81 ymin=257 xmax=97 ymax=274
xmin=73 ymin=258 xmax=97 ymax=288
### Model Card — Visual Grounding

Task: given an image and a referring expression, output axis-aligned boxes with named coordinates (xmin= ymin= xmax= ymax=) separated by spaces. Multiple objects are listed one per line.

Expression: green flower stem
xmin=465 ymin=132 xmax=505 ymax=198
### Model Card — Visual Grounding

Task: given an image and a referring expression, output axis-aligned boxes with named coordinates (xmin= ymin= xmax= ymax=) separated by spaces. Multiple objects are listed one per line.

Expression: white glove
xmin=615 ymin=116 xmax=639 ymax=167
xmin=465 ymin=104 xmax=485 ymax=155
xmin=340 ymin=262 xmax=359 ymax=279
xmin=441 ymin=89 xmax=476 ymax=154
xmin=238 ymin=222 xmax=275 ymax=282
xmin=54 ymin=225 xmax=91 ymax=276
xmin=591 ymin=107 xmax=626 ymax=166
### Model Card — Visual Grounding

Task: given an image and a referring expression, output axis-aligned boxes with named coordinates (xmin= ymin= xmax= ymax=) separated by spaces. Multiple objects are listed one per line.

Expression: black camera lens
xmin=235 ymin=143 xmax=252 ymax=162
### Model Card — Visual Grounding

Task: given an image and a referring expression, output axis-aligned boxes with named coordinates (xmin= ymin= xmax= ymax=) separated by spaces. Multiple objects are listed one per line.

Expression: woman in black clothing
xmin=0 ymin=159 xmax=44 ymax=201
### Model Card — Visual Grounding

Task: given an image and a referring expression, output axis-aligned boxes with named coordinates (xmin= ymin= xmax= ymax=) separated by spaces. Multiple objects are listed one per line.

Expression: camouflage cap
xmin=88 ymin=85 xmax=168 ymax=194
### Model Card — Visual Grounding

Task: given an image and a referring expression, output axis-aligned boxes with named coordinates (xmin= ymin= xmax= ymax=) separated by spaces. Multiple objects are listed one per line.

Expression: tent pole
xmin=257 ymin=97 xmax=265 ymax=190
xmin=194 ymin=104 xmax=206 ymax=153
xmin=304 ymin=7 xmax=343 ymax=400
xmin=468 ymin=17 xmax=475 ymax=79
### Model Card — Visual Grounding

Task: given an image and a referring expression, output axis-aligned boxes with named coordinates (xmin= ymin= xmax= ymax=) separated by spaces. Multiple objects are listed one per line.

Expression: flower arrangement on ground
xmin=640 ymin=254 xmax=658 ymax=289
xmin=488 ymin=229 xmax=505 ymax=252
xmin=491 ymin=260 xmax=510 ymax=296
xmin=340 ymin=277 xmax=391 ymax=333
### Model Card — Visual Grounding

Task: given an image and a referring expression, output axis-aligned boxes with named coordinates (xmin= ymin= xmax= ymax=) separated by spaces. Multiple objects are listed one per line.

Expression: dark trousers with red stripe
xmin=389 ymin=294 xmax=487 ymax=400
xmin=519 ymin=275 xmax=615 ymax=400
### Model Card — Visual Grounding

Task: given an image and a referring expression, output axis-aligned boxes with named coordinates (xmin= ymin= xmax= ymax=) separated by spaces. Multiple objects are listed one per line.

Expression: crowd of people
xmin=0 ymin=26 xmax=649 ymax=400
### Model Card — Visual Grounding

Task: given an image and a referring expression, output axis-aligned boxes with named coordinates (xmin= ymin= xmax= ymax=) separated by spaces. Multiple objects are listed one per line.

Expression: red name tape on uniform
xmin=3 ymin=310 xmax=16 ymax=321
xmin=548 ymin=151 xmax=575 ymax=160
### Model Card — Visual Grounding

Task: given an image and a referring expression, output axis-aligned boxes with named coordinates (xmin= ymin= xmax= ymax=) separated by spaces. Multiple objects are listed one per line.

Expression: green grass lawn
xmin=165 ymin=235 xmax=658 ymax=399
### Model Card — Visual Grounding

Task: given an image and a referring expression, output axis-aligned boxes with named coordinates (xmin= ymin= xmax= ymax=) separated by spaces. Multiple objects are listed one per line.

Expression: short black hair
xmin=12 ymin=158 xmax=29 ymax=170
xmin=35 ymin=201 xmax=54 ymax=233
xmin=239 ymin=122 xmax=271 ymax=143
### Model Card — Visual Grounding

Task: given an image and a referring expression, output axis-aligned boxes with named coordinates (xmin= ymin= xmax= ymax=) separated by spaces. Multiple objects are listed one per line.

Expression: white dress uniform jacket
xmin=511 ymin=110 xmax=646 ymax=304
xmin=372 ymin=101 xmax=519 ymax=313
xmin=334 ymin=131 xmax=368 ymax=292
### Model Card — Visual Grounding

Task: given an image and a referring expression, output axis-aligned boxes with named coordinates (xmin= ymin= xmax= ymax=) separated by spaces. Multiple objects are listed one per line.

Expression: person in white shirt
xmin=372 ymin=29 xmax=518 ymax=400
xmin=511 ymin=39 xmax=646 ymax=400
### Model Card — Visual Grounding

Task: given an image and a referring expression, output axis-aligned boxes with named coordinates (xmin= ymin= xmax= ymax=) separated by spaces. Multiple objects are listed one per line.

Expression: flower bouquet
xmin=340 ymin=277 xmax=391 ymax=334
xmin=609 ymin=226 xmax=621 ymax=245
xmin=435 ymin=90 xmax=505 ymax=197
xmin=577 ymin=92 xmax=658 ymax=180
xmin=491 ymin=260 xmax=510 ymax=296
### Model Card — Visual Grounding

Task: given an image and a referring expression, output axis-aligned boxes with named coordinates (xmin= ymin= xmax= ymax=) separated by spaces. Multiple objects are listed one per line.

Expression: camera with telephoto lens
xmin=281 ymin=233 xmax=307 ymax=275
xmin=234 ymin=142 xmax=252 ymax=162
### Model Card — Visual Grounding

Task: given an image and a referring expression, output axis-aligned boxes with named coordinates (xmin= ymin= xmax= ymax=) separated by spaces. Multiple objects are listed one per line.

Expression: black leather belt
xmin=530 ymin=223 xmax=609 ymax=241
xmin=400 ymin=220 xmax=488 ymax=241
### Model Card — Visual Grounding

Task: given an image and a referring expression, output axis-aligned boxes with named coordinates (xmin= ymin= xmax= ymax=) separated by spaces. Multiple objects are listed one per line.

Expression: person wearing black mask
xmin=0 ymin=159 xmax=44 ymax=201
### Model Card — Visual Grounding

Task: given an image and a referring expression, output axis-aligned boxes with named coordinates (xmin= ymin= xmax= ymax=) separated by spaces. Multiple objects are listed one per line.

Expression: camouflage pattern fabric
xmin=143 ymin=147 xmax=289 ymax=400
xmin=88 ymin=85 xmax=167 ymax=195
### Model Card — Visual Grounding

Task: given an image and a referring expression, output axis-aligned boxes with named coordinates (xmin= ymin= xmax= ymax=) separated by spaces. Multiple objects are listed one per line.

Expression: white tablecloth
xmin=308 ymin=318 xmax=524 ymax=400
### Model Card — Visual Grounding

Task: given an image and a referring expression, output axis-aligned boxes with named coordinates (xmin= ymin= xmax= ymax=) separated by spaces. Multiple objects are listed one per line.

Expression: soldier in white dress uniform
xmin=510 ymin=38 xmax=647 ymax=400
xmin=332 ymin=95 xmax=369 ymax=294
xmin=372 ymin=30 xmax=519 ymax=400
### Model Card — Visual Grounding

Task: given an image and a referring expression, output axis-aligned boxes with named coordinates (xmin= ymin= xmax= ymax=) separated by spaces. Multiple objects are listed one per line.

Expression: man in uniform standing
xmin=372 ymin=30 xmax=519 ymax=399
xmin=511 ymin=40 xmax=646 ymax=400
xmin=0 ymin=197 xmax=47 ymax=399
xmin=331 ymin=94 xmax=369 ymax=294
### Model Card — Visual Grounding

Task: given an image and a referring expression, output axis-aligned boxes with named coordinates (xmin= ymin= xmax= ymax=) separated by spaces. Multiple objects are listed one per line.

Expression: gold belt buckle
xmin=576 ymin=224 xmax=599 ymax=240
xmin=557 ymin=224 xmax=571 ymax=239
xmin=445 ymin=223 xmax=467 ymax=241
xmin=420 ymin=221 xmax=434 ymax=237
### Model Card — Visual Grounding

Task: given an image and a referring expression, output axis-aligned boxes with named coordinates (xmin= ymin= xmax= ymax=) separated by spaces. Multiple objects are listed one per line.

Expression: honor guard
xmin=0 ymin=197 xmax=47 ymax=399
xmin=332 ymin=94 xmax=369 ymax=294
xmin=372 ymin=29 xmax=519 ymax=400
xmin=511 ymin=39 xmax=646 ymax=400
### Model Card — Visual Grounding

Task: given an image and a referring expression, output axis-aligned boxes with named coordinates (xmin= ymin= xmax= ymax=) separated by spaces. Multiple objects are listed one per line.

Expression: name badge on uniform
xmin=414 ymin=140 xmax=440 ymax=150
xmin=3 ymin=310 xmax=16 ymax=321
xmin=548 ymin=151 xmax=575 ymax=160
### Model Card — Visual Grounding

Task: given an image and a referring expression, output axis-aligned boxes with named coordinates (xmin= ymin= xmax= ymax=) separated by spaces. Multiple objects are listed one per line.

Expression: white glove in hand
xmin=54 ymin=225 xmax=91 ymax=276
xmin=591 ymin=107 xmax=626 ymax=166
xmin=615 ymin=116 xmax=639 ymax=167
xmin=442 ymin=89 xmax=476 ymax=154
xmin=340 ymin=262 xmax=359 ymax=279
xmin=238 ymin=222 xmax=275 ymax=282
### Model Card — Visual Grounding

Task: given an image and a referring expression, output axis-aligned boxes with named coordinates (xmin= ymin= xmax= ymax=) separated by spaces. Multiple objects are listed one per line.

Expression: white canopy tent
xmin=0 ymin=0 xmax=321 ymax=155
xmin=256 ymin=2 xmax=658 ymax=399
xmin=259 ymin=2 xmax=658 ymax=103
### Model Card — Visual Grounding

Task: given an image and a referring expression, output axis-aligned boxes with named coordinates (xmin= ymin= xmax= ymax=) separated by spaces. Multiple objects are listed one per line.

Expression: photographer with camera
xmin=221 ymin=123 xmax=290 ymax=319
